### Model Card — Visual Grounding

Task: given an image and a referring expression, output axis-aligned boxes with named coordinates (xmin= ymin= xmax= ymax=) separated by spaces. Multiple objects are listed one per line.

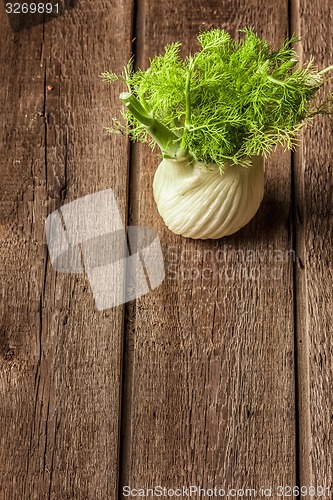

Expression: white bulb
xmin=153 ymin=155 xmax=264 ymax=239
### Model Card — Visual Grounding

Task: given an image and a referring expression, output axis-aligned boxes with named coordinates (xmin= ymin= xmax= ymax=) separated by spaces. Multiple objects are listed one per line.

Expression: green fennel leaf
xmin=102 ymin=28 xmax=333 ymax=168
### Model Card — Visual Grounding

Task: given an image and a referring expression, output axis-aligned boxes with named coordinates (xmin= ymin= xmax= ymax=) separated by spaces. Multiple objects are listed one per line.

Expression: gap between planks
xmin=289 ymin=0 xmax=313 ymax=488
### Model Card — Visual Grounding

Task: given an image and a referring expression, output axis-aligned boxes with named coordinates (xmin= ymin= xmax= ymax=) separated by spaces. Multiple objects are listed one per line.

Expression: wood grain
xmin=120 ymin=0 xmax=297 ymax=493
xmin=1 ymin=0 xmax=332 ymax=497
xmin=0 ymin=1 xmax=133 ymax=498
xmin=292 ymin=0 xmax=333 ymax=492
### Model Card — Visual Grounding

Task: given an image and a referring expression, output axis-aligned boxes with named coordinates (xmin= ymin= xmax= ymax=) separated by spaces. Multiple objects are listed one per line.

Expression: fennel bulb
xmin=102 ymin=28 xmax=333 ymax=239
xmin=153 ymin=156 xmax=264 ymax=239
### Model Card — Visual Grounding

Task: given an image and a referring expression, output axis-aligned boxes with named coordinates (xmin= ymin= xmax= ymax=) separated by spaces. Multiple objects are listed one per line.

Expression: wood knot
xmin=3 ymin=347 xmax=15 ymax=361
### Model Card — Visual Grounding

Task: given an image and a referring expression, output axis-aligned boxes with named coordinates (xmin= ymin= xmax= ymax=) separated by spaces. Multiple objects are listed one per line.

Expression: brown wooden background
xmin=0 ymin=0 xmax=332 ymax=498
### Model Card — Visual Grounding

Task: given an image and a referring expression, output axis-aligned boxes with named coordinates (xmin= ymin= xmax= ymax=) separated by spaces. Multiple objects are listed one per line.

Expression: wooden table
xmin=0 ymin=0 xmax=332 ymax=498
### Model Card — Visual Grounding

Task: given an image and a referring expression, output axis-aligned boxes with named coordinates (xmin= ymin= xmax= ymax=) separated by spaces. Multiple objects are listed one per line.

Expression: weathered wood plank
xmin=0 ymin=1 xmax=133 ymax=498
xmin=293 ymin=0 xmax=333 ymax=491
xmin=121 ymin=0 xmax=296 ymax=493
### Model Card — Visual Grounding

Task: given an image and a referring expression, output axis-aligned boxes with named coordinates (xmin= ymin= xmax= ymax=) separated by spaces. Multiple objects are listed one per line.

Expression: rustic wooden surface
xmin=0 ymin=1 xmax=133 ymax=498
xmin=292 ymin=0 xmax=333 ymax=490
xmin=0 ymin=0 xmax=332 ymax=498
xmin=121 ymin=0 xmax=297 ymax=493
